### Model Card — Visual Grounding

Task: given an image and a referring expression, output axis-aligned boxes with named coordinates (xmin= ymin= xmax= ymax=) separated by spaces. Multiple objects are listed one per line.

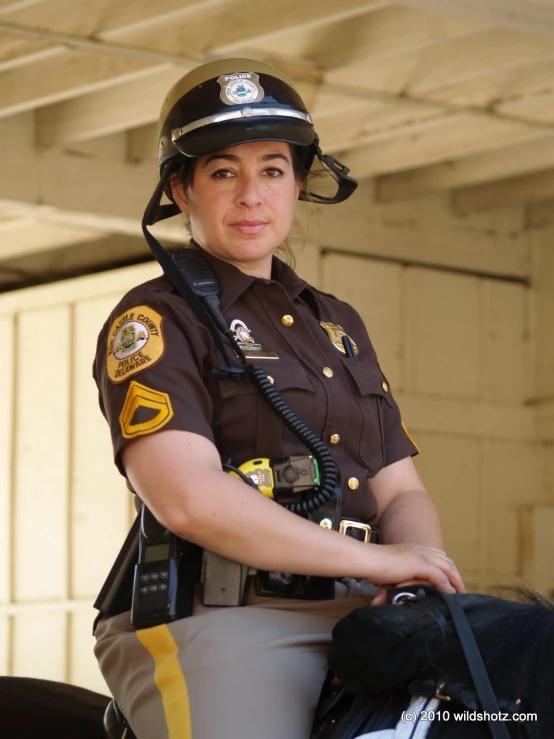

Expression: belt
xmin=338 ymin=518 xmax=379 ymax=544
xmin=254 ymin=518 xmax=379 ymax=601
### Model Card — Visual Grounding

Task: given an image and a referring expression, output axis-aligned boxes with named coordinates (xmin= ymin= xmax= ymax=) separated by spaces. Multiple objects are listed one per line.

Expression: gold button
xmin=267 ymin=375 xmax=274 ymax=385
xmin=281 ymin=314 xmax=294 ymax=327
xmin=348 ymin=477 xmax=360 ymax=490
xmin=320 ymin=518 xmax=333 ymax=529
xmin=382 ymin=381 xmax=389 ymax=393
xmin=323 ymin=367 xmax=334 ymax=378
xmin=330 ymin=433 xmax=340 ymax=445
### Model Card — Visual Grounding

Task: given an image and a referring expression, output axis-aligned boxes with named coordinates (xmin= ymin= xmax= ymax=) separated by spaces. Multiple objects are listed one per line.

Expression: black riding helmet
xmin=144 ymin=57 xmax=358 ymax=230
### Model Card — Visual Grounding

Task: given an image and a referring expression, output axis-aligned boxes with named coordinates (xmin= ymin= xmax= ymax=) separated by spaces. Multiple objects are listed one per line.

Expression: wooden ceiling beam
xmin=395 ymin=0 xmax=554 ymax=37
xmin=452 ymin=168 xmax=554 ymax=214
xmin=327 ymin=26 xmax=554 ymax=102
xmin=0 ymin=220 xmax=107 ymax=260
xmin=0 ymin=0 xmax=223 ymax=74
xmin=34 ymin=5 xmax=486 ymax=146
xmin=36 ymin=23 xmax=554 ymax=152
xmin=0 ymin=135 xmax=183 ymax=240
xmin=0 ymin=0 xmax=378 ymax=116
xmin=376 ymin=135 xmax=554 ymax=201
xmin=339 ymin=110 xmax=540 ymax=178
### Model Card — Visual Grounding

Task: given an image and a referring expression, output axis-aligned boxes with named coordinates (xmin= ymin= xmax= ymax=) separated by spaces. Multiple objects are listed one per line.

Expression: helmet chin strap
xmin=300 ymin=136 xmax=358 ymax=205
xmin=142 ymin=166 xmax=180 ymax=228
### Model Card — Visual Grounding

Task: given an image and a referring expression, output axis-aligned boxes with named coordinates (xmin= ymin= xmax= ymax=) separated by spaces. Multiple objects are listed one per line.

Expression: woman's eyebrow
xmin=203 ymin=152 xmax=290 ymax=167
xmin=260 ymin=153 xmax=290 ymax=163
xmin=203 ymin=153 xmax=238 ymax=167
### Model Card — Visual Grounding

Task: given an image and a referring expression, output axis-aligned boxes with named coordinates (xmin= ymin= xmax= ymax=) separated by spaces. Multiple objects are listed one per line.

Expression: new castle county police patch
xmin=106 ymin=305 xmax=165 ymax=384
xmin=217 ymin=72 xmax=265 ymax=106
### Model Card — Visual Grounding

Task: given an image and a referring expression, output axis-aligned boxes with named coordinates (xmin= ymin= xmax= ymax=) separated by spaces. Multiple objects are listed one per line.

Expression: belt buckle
xmin=339 ymin=519 xmax=373 ymax=544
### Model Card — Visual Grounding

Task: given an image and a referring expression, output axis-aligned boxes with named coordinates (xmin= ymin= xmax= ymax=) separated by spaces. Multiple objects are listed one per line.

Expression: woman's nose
xmin=236 ymin=174 xmax=262 ymax=206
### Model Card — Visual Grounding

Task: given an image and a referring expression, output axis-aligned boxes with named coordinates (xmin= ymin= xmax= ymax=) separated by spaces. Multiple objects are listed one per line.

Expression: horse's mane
xmin=429 ymin=589 xmax=554 ymax=738
xmin=328 ymin=588 xmax=554 ymax=738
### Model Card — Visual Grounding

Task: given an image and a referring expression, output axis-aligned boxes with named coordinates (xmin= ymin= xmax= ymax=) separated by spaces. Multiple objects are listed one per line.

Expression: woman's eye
xmin=265 ymin=167 xmax=284 ymax=177
xmin=211 ymin=168 xmax=234 ymax=179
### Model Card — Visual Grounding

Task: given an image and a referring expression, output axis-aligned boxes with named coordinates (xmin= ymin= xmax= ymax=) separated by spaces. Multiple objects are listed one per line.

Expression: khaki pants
xmin=94 ymin=580 xmax=375 ymax=739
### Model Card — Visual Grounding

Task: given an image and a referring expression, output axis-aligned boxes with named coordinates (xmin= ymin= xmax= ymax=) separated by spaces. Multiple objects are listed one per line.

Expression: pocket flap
xmin=341 ymin=357 xmax=395 ymax=408
xmin=219 ymin=356 xmax=314 ymax=399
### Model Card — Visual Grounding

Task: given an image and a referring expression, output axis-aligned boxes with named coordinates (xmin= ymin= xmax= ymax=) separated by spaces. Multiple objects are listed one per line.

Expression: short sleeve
xmin=93 ymin=285 xmax=215 ymax=475
xmin=378 ymin=374 xmax=420 ymax=467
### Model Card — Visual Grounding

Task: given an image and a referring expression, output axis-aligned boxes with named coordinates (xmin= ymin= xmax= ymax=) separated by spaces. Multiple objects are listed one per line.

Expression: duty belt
xmin=199 ymin=517 xmax=379 ymax=606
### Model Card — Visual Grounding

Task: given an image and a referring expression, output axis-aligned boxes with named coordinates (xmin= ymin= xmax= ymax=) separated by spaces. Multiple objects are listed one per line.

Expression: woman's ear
xmin=170 ymin=176 xmax=190 ymax=216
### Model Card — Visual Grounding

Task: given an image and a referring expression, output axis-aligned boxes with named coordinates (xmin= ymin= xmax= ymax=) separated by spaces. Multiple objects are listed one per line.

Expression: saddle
xmin=312 ymin=586 xmax=514 ymax=739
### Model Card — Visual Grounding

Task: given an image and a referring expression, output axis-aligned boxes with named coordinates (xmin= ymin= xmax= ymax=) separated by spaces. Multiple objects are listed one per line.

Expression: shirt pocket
xmin=340 ymin=355 xmax=395 ymax=476
xmin=217 ymin=356 xmax=316 ymax=458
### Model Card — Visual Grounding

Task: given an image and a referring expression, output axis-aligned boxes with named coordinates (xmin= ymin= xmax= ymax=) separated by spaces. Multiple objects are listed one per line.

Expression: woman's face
xmin=171 ymin=140 xmax=301 ymax=277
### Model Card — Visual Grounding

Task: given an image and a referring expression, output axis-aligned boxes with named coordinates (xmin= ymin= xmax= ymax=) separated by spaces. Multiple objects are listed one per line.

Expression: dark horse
xmin=1 ymin=589 xmax=553 ymax=739
xmin=0 ymin=675 xmax=110 ymax=738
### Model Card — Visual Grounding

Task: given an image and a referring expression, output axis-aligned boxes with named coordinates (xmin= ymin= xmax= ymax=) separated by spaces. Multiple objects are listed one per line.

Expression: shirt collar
xmin=186 ymin=240 xmax=315 ymax=313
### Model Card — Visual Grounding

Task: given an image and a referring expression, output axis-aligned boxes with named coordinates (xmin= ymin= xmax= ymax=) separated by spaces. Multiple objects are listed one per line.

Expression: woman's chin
xmin=228 ymin=233 xmax=279 ymax=257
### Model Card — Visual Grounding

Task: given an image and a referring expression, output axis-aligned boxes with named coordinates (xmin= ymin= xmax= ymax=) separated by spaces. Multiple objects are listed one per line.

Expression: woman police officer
xmin=93 ymin=58 xmax=464 ymax=739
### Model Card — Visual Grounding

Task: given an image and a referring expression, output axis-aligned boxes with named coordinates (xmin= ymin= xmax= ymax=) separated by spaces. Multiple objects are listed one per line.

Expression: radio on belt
xmin=131 ymin=506 xmax=181 ymax=628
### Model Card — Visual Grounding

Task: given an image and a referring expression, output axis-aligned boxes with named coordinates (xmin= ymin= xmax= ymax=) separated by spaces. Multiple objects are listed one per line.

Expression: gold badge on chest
xmin=320 ymin=321 xmax=359 ymax=355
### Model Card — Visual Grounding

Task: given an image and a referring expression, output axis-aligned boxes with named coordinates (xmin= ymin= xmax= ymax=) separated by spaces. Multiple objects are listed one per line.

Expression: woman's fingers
xmin=368 ymin=544 xmax=465 ymax=596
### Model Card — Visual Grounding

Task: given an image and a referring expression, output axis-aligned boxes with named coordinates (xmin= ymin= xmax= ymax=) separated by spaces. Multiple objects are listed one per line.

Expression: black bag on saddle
xmin=311 ymin=586 xmax=534 ymax=739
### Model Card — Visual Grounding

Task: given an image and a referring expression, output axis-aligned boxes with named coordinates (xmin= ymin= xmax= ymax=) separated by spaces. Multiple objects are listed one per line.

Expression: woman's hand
xmin=365 ymin=543 xmax=465 ymax=604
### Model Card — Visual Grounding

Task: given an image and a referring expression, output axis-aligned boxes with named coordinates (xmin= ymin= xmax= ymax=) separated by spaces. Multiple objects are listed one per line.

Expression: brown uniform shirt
xmin=93 ymin=244 xmax=418 ymax=523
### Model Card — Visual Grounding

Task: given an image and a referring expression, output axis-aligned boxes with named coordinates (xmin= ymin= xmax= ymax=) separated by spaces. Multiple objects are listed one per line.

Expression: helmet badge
xmin=218 ymin=72 xmax=265 ymax=106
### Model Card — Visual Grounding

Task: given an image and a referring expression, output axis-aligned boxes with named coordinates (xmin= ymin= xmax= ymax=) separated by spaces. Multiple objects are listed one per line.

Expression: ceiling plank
xmin=0 ymin=1 xmax=45 ymax=12
xmin=339 ymin=111 xmax=540 ymax=177
xmin=0 ymin=0 xmax=380 ymax=124
xmin=0 ymin=0 xmax=225 ymax=73
xmin=452 ymin=168 xmax=554 ymax=214
xmin=0 ymin=220 xmax=108 ymax=259
xmin=376 ymin=135 xmax=554 ymax=200
xmin=0 ymin=233 xmax=150 ymax=291
xmin=255 ymin=6 xmax=487 ymax=70
xmin=37 ymin=30 xmax=553 ymax=149
xmin=396 ymin=0 xmax=554 ymax=36
xmin=327 ymin=26 xmax=554 ymax=100
xmin=0 ymin=141 xmax=183 ymax=240
xmin=33 ymin=7 xmax=489 ymax=146
xmin=37 ymin=67 xmax=185 ymax=144
xmin=0 ymin=52 xmax=167 ymax=119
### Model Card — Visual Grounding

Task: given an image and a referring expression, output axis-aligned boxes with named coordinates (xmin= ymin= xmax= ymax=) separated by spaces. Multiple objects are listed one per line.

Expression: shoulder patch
xmin=107 ymin=305 xmax=165 ymax=384
xmin=119 ymin=381 xmax=174 ymax=439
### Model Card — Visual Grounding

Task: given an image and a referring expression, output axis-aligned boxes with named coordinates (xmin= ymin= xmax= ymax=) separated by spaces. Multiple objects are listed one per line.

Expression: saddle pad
xmin=357 ymin=697 xmax=438 ymax=739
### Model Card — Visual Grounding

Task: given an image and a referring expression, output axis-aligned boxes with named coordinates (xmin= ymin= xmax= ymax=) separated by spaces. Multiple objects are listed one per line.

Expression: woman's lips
xmin=231 ymin=220 xmax=267 ymax=234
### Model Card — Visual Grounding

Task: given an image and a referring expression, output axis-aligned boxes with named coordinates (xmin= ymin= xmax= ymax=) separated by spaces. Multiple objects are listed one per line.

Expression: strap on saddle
xmin=389 ymin=586 xmax=511 ymax=739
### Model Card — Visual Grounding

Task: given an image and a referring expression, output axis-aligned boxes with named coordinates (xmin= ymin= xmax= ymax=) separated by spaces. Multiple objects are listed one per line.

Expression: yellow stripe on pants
xmin=136 ymin=625 xmax=192 ymax=739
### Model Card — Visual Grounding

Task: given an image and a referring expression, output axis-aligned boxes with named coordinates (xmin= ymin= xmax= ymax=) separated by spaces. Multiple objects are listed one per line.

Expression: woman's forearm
xmin=377 ymin=488 xmax=444 ymax=549
xmin=123 ymin=432 xmax=463 ymax=594
xmin=125 ymin=432 xmax=376 ymax=578
xmin=170 ymin=465 xmax=379 ymax=577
